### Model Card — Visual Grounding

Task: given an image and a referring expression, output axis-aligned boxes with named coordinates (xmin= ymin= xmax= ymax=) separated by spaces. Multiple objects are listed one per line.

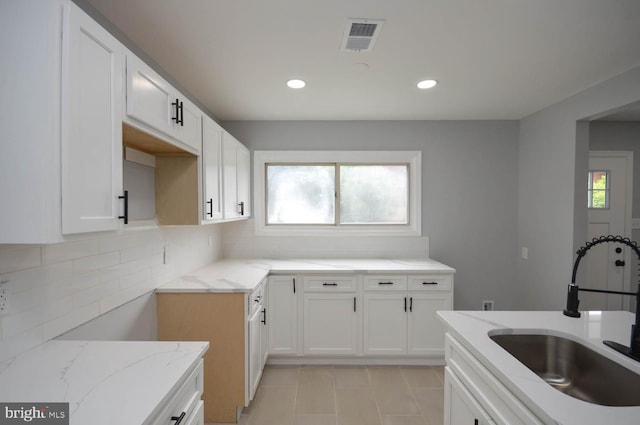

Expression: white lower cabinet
xmin=363 ymin=275 xmax=452 ymax=356
xmin=150 ymin=359 xmax=204 ymax=425
xmin=248 ymin=304 xmax=263 ymax=401
xmin=268 ymin=276 xmax=298 ymax=355
xmin=444 ymin=334 xmax=544 ymax=425
xmin=445 ymin=367 xmax=496 ymax=425
xmin=303 ymin=293 xmax=359 ymax=355
xmin=302 ymin=275 xmax=359 ymax=355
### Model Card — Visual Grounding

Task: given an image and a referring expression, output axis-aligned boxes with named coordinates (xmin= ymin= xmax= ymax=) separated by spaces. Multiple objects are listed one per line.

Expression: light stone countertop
xmin=156 ymin=258 xmax=456 ymax=293
xmin=0 ymin=340 xmax=208 ymax=425
xmin=438 ymin=310 xmax=640 ymax=425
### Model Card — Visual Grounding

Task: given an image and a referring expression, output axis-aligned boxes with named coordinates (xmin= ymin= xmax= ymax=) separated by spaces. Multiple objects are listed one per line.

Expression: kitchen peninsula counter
xmin=0 ymin=340 xmax=208 ymax=425
xmin=438 ymin=310 xmax=640 ymax=425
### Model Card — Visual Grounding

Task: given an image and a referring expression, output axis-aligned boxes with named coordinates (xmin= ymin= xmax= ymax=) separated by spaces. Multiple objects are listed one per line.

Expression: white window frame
xmin=254 ymin=151 xmax=421 ymax=236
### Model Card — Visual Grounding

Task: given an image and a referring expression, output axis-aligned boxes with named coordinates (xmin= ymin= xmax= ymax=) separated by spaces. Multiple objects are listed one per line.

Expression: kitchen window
xmin=254 ymin=151 xmax=421 ymax=236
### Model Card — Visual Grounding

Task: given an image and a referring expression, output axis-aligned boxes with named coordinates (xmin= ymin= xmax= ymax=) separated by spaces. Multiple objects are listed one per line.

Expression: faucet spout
xmin=564 ymin=235 xmax=640 ymax=362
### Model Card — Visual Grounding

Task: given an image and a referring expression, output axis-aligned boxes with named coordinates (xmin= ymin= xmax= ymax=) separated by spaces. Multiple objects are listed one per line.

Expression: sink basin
xmin=489 ymin=333 xmax=640 ymax=406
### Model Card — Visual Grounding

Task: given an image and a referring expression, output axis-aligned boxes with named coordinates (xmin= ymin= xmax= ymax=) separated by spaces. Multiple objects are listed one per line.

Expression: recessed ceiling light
xmin=417 ymin=79 xmax=438 ymax=89
xmin=287 ymin=79 xmax=306 ymax=89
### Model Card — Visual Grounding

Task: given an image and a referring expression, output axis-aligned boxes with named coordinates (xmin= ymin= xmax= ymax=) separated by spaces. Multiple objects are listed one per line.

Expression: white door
xmin=363 ymin=293 xmax=407 ymax=355
xmin=407 ymin=293 xmax=451 ymax=356
xmin=223 ymin=132 xmax=240 ymax=218
xmin=62 ymin=4 xmax=123 ymax=234
xmin=585 ymin=152 xmax=633 ymax=310
xmin=444 ymin=368 xmax=496 ymax=425
xmin=248 ymin=307 xmax=262 ymax=401
xmin=202 ymin=116 xmax=223 ymax=221
xmin=268 ymin=276 xmax=298 ymax=355
xmin=303 ymin=293 xmax=359 ymax=355
xmin=173 ymin=97 xmax=202 ymax=153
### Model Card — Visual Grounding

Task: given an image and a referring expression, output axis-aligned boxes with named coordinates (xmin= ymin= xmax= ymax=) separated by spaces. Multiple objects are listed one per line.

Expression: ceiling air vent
xmin=340 ymin=18 xmax=385 ymax=52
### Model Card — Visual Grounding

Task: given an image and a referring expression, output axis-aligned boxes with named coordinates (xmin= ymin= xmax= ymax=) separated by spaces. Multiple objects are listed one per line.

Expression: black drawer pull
xmin=293 ymin=278 xmax=296 ymax=293
xmin=422 ymin=281 xmax=438 ymax=285
xmin=404 ymin=297 xmax=407 ymax=312
xmin=118 ymin=191 xmax=128 ymax=224
xmin=261 ymin=308 xmax=267 ymax=325
xmin=206 ymin=198 xmax=213 ymax=217
xmin=409 ymin=297 xmax=413 ymax=312
xmin=378 ymin=282 xmax=394 ymax=285
xmin=322 ymin=282 xmax=338 ymax=286
xmin=171 ymin=412 xmax=186 ymax=425
xmin=353 ymin=297 xmax=356 ymax=312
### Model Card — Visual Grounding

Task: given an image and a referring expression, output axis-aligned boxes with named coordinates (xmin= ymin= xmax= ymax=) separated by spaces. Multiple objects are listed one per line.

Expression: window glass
xmin=339 ymin=165 xmax=408 ymax=224
xmin=267 ymin=165 xmax=335 ymax=224
xmin=588 ymin=170 xmax=609 ymax=209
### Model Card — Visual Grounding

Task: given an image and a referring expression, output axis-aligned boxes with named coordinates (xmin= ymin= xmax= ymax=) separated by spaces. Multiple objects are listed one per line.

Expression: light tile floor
xmin=207 ymin=365 xmax=445 ymax=425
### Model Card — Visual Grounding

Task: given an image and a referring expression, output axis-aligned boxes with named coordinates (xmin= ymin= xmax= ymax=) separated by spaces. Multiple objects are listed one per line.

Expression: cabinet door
xmin=363 ymin=293 xmax=407 ymax=355
xmin=223 ymin=131 xmax=251 ymax=219
xmin=236 ymin=142 xmax=251 ymax=218
xmin=126 ymin=53 xmax=174 ymax=136
xmin=260 ymin=283 xmax=269 ymax=367
xmin=173 ymin=97 xmax=202 ymax=153
xmin=222 ymin=132 xmax=239 ymax=218
xmin=407 ymin=293 xmax=451 ymax=356
xmin=268 ymin=276 xmax=298 ymax=355
xmin=303 ymin=293 xmax=359 ymax=355
xmin=444 ymin=367 xmax=496 ymax=425
xmin=248 ymin=308 xmax=262 ymax=401
xmin=202 ymin=116 xmax=223 ymax=221
xmin=62 ymin=4 xmax=123 ymax=234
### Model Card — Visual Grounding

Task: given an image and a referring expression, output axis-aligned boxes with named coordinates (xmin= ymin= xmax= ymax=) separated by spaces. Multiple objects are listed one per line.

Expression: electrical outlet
xmin=482 ymin=300 xmax=494 ymax=311
xmin=0 ymin=282 xmax=10 ymax=314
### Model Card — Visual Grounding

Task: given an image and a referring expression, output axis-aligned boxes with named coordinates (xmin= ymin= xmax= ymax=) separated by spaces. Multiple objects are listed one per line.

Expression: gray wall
xmin=222 ymin=120 xmax=520 ymax=311
xmin=517 ymin=65 xmax=640 ymax=310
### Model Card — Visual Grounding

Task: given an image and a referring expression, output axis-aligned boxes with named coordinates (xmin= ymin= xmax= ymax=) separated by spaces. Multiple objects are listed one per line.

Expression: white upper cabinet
xmin=62 ymin=3 xmax=124 ymax=234
xmin=0 ymin=0 xmax=125 ymax=243
xmin=125 ymin=53 xmax=201 ymax=154
xmin=202 ymin=116 xmax=223 ymax=221
xmin=223 ymin=131 xmax=251 ymax=220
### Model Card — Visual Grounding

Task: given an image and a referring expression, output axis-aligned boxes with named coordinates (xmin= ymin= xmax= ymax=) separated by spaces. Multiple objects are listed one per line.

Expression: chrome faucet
xmin=563 ymin=235 xmax=640 ymax=362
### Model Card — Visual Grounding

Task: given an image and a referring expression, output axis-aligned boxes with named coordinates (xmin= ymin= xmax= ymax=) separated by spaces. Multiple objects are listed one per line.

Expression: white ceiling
xmin=85 ymin=0 xmax=640 ymax=121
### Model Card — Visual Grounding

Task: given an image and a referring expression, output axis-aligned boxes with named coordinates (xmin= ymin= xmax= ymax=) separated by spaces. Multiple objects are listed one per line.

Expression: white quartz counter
xmin=156 ymin=258 xmax=455 ymax=293
xmin=0 ymin=340 xmax=208 ymax=425
xmin=438 ymin=310 xmax=640 ymax=425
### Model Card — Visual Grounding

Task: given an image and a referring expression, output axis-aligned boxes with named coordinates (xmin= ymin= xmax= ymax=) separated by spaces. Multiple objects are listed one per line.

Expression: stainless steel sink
xmin=489 ymin=333 xmax=640 ymax=406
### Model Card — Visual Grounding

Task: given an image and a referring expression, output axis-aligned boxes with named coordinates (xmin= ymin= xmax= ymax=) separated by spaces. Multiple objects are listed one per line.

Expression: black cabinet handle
xmin=171 ymin=412 xmax=186 ymax=425
xmin=206 ymin=198 xmax=213 ymax=217
xmin=474 ymin=420 xmax=479 ymax=425
xmin=422 ymin=281 xmax=438 ymax=285
xmin=323 ymin=282 xmax=338 ymax=286
xmin=178 ymin=100 xmax=184 ymax=126
xmin=410 ymin=297 xmax=413 ymax=312
xmin=404 ymin=297 xmax=407 ymax=312
xmin=261 ymin=308 xmax=266 ymax=325
xmin=118 ymin=191 xmax=128 ymax=224
xmin=171 ymin=98 xmax=182 ymax=125
xmin=378 ymin=282 xmax=394 ymax=285
xmin=239 ymin=201 xmax=245 ymax=216
xmin=353 ymin=297 xmax=356 ymax=312
xmin=293 ymin=278 xmax=296 ymax=294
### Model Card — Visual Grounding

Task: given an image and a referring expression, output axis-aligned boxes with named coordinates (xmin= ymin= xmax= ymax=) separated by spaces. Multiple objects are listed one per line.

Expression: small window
xmin=588 ymin=170 xmax=609 ymax=209
xmin=254 ymin=151 xmax=421 ymax=236
xmin=265 ymin=163 xmax=409 ymax=226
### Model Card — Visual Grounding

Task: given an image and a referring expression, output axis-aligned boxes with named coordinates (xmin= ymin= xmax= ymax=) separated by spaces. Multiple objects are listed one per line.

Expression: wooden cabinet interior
xmin=123 ymin=123 xmax=199 ymax=225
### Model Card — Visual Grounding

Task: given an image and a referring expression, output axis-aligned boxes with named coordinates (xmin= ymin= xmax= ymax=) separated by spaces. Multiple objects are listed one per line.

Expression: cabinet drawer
xmin=364 ymin=275 xmax=408 ymax=291
xmin=303 ymin=276 xmax=357 ymax=292
xmin=408 ymin=275 xmax=452 ymax=291
xmin=183 ymin=400 xmax=204 ymax=425
xmin=150 ymin=359 xmax=204 ymax=425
